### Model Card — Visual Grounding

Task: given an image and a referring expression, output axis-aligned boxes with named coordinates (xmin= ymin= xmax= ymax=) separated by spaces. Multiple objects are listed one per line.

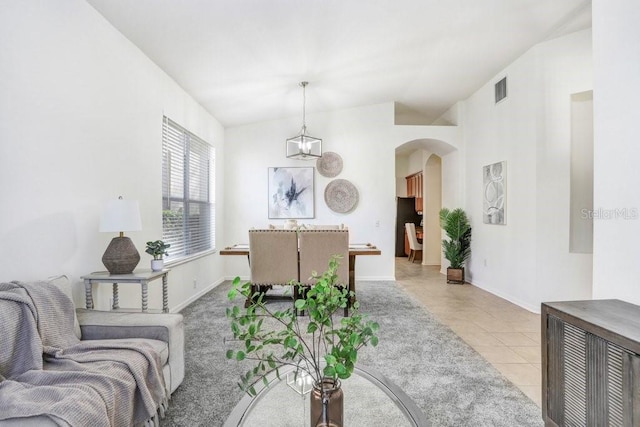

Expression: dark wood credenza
xmin=542 ymin=299 xmax=640 ymax=427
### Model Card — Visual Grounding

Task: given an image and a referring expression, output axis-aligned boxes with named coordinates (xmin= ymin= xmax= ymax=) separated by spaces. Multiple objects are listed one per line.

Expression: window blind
xmin=162 ymin=116 xmax=215 ymax=261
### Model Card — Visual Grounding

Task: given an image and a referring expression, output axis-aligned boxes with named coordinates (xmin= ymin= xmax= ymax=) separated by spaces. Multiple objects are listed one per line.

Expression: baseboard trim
xmin=468 ymin=278 xmax=540 ymax=314
xmin=224 ymin=275 xmax=249 ymax=281
xmin=173 ymin=277 xmax=225 ymax=313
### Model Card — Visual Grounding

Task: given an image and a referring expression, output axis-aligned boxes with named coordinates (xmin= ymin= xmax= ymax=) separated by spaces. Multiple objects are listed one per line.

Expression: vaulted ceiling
xmin=86 ymin=0 xmax=591 ymax=128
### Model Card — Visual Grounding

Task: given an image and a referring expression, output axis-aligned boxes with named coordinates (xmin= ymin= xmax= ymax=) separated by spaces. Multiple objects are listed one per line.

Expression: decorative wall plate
xmin=324 ymin=179 xmax=359 ymax=213
xmin=316 ymin=152 xmax=343 ymax=178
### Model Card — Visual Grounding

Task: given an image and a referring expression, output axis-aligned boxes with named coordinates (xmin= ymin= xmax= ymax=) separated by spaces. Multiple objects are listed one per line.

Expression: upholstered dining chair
xmin=298 ymin=229 xmax=350 ymax=315
xmin=248 ymin=229 xmax=299 ymax=307
xmin=405 ymin=222 xmax=423 ymax=263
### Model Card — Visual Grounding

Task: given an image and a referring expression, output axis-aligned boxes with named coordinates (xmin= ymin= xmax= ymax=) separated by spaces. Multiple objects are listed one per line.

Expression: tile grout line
xmin=395 ymin=259 xmax=542 ymax=407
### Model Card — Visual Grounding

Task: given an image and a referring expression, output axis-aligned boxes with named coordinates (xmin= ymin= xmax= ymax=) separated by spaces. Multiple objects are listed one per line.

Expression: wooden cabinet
xmin=542 ymin=299 xmax=640 ymax=426
xmin=405 ymin=172 xmax=423 ymax=213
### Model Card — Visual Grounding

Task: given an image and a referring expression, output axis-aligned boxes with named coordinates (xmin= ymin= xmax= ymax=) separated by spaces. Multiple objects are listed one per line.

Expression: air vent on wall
xmin=495 ymin=77 xmax=507 ymax=104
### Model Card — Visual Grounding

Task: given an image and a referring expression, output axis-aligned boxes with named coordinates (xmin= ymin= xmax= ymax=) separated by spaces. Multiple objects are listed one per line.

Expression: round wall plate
xmin=324 ymin=179 xmax=358 ymax=213
xmin=316 ymin=152 xmax=343 ymax=178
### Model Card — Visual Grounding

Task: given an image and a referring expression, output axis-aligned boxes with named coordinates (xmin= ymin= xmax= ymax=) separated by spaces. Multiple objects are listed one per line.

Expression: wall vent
xmin=495 ymin=77 xmax=507 ymax=103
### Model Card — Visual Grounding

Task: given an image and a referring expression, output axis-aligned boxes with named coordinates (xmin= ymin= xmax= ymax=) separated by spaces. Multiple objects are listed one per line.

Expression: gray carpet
xmin=161 ymin=280 xmax=543 ymax=426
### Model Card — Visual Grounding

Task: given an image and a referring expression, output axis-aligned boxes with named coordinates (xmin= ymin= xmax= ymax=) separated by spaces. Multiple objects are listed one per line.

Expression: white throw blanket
xmin=0 ymin=281 xmax=168 ymax=426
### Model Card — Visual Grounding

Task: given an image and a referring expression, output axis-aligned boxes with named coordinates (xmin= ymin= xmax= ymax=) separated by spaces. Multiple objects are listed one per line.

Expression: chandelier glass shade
xmin=286 ymin=81 xmax=322 ymax=160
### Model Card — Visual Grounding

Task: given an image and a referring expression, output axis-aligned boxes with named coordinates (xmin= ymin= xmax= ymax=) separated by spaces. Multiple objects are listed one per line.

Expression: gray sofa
xmin=0 ymin=276 xmax=184 ymax=426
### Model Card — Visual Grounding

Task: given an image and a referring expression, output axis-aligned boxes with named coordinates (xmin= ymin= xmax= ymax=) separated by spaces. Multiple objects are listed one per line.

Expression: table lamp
xmin=99 ymin=196 xmax=142 ymax=274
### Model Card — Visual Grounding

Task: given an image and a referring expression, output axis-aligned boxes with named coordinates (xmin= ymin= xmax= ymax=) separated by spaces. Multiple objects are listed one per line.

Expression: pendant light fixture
xmin=286 ymin=81 xmax=322 ymax=160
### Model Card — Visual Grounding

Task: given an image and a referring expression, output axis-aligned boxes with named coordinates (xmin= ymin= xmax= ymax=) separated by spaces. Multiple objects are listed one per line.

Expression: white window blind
xmin=162 ymin=116 xmax=215 ymax=261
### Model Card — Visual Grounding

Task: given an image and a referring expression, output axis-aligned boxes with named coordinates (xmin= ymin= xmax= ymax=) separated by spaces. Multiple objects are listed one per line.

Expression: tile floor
xmin=394 ymin=259 xmax=542 ymax=407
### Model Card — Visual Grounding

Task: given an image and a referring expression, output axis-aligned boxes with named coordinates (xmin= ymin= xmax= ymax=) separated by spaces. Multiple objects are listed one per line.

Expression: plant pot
xmin=447 ymin=267 xmax=465 ymax=284
xmin=310 ymin=378 xmax=343 ymax=427
xmin=151 ymin=259 xmax=164 ymax=272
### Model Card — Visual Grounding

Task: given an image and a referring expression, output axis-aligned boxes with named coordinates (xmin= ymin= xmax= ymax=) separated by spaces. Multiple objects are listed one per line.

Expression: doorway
xmin=395 ymin=147 xmax=442 ymax=266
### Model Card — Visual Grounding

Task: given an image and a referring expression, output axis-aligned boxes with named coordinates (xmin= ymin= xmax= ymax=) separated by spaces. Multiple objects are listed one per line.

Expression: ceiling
xmin=86 ymin=0 xmax=592 ymax=128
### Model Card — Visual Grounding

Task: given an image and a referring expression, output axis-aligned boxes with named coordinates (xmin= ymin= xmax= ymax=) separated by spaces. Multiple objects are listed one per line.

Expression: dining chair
xmin=298 ymin=229 xmax=350 ymax=315
xmin=248 ymin=229 xmax=299 ymax=307
xmin=405 ymin=222 xmax=423 ymax=263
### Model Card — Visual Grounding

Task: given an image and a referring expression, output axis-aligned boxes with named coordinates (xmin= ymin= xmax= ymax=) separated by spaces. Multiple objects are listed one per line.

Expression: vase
xmin=284 ymin=219 xmax=298 ymax=230
xmin=310 ymin=378 xmax=343 ymax=427
xmin=151 ymin=259 xmax=164 ymax=272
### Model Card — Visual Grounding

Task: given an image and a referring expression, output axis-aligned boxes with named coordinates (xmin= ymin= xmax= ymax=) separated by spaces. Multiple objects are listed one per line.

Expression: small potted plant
xmin=439 ymin=208 xmax=472 ymax=284
xmin=145 ymin=240 xmax=170 ymax=271
xmin=226 ymin=255 xmax=379 ymax=427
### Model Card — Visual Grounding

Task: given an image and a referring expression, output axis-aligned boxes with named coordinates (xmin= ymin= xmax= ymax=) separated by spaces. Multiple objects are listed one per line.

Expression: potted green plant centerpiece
xmin=226 ymin=256 xmax=379 ymax=427
xmin=145 ymin=240 xmax=170 ymax=271
xmin=439 ymin=208 xmax=472 ymax=284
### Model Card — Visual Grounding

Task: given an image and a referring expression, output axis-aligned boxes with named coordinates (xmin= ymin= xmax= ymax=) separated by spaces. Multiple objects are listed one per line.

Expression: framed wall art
xmin=483 ymin=161 xmax=506 ymax=225
xmin=268 ymin=167 xmax=314 ymax=219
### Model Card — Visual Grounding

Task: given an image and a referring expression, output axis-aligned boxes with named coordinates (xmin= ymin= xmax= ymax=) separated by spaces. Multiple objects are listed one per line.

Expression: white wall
xmin=408 ymin=150 xmax=427 ymax=175
xmin=423 ymin=155 xmax=442 ymax=265
xmin=463 ymin=29 xmax=593 ymax=311
xmin=224 ymin=103 xmax=461 ymax=281
xmin=0 ymin=0 xmax=225 ymax=311
xmin=395 ymin=155 xmax=409 ymax=196
xmin=535 ymin=30 xmax=594 ymax=305
xmin=3 ymin=1 xmax=617 ymax=317
xmin=569 ymin=92 xmax=594 ymax=254
xmin=592 ymin=0 xmax=640 ymax=304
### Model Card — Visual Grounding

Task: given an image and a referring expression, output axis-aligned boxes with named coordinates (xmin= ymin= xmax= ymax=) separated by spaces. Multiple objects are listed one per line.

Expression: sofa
xmin=0 ymin=276 xmax=184 ymax=426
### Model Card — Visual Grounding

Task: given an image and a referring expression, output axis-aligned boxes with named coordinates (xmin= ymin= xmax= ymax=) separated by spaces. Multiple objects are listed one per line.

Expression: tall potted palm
xmin=439 ymin=208 xmax=472 ymax=284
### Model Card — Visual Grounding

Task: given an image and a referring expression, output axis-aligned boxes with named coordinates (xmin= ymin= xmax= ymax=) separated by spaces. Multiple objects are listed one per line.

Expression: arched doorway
xmin=395 ymin=138 xmax=454 ymax=267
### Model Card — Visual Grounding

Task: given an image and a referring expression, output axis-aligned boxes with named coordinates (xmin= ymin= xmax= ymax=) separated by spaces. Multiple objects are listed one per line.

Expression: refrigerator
xmin=395 ymin=197 xmax=423 ymax=257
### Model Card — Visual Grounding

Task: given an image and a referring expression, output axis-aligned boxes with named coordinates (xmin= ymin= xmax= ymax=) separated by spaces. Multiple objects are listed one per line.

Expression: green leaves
xmin=307 ymin=322 xmax=318 ymax=334
xmin=145 ymin=240 xmax=170 ymax=259
xmin=439 ymin=208 xmax=472 ymax=268
xmin=225 ymin=255 xmax=380 ymax=394
xmin=284 ymin=336 xmax=298 ymax=349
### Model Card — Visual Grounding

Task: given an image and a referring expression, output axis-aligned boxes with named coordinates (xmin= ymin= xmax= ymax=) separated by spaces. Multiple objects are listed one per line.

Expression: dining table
xmin=220 ymin=243 xmax=381 ymax=305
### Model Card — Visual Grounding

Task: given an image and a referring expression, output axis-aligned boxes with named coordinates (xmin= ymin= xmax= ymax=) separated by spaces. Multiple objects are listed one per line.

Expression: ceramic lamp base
xmin=102 ymin=236 xmax=140 ymax=274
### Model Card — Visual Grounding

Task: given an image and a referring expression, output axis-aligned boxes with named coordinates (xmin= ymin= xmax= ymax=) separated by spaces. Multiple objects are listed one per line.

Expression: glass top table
xmin=224 ymin=365 xmax=429 ymax=426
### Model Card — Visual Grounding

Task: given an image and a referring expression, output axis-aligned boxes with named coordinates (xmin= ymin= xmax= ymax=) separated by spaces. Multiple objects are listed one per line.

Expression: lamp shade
xmin=99 ymin=198 xmax=142 ymax=233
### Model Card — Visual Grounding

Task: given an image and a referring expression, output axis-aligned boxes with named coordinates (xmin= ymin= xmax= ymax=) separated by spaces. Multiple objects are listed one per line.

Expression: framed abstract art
xmin=268 ymin=167 xmax=314 ymax=219
xmin=483 ymin=161 xmax=506 ymax=225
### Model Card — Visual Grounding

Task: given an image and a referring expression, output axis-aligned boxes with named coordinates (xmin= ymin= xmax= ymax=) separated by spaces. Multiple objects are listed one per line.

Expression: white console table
xmin=82 ymin=269 xmax=170 ymax=313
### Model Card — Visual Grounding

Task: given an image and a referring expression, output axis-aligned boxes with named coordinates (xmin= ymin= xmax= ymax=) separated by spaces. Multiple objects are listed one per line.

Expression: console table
xmin=82 ymin=270 xmax=170 ymax=313
xmin=542 ymin=299 xmax=640 ymax=426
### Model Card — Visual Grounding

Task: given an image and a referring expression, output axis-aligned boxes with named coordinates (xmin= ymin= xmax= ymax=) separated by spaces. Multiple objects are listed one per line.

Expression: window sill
xmin=165 ymin=249 xmax=217 ymax=268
